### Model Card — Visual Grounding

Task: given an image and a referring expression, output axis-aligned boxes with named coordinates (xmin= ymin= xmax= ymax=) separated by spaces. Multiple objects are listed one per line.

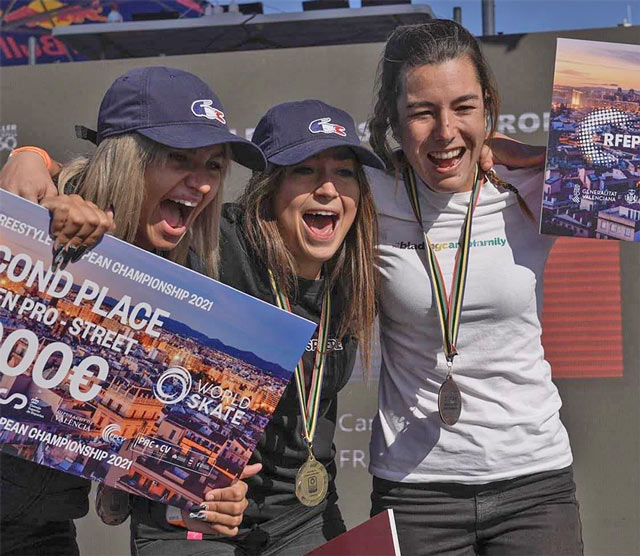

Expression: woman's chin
xmin=141 ymin=229 xmax=185 ymax=252
xmin=426 ymin=166 xmax=477 ymax=193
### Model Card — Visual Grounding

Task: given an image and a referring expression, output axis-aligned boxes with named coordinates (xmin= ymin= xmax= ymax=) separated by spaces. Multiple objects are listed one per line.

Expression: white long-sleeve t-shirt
xmin=368 ymin=165 xmax=573 ymax=484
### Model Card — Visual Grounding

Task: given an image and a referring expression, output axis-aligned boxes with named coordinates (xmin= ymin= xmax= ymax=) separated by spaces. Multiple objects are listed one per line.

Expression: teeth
xmin=430 ymin=148 xmax=463 ymax=160
xmin=170 ymin=199 xmax=198 ymax=207
xmin=306 ymin=211 xmax=336 ymax=217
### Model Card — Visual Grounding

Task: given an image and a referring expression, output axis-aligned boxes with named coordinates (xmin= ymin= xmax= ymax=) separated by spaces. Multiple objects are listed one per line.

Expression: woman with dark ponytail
xmin=367 ymin=20 xmax=583 ymax=556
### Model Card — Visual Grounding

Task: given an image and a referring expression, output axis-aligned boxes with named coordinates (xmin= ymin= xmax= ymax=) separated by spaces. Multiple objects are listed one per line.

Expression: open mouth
xmin=302 ymin=210 xmax=339 ymax=240
xmin=159 ymin=197 xmax=199 ymax=232
xmin=427 ymin=147 xmax=465 ymax=170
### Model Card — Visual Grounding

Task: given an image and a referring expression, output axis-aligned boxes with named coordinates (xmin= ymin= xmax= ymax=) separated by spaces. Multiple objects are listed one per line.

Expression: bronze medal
xmin=402 ymin=166 xmax=482 ymax=429
xmin=295 ymin=453 xmax=329 ymax=507
xmin=438 ymin=375 xmax=462 ymax=426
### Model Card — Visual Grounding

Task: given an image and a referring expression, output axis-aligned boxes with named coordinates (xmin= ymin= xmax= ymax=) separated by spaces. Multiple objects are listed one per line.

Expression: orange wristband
xmin=9 ymin=146 xmax=52 ymax=170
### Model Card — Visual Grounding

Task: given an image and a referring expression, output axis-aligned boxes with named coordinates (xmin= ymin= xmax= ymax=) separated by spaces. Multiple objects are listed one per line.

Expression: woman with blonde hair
xmin=0 ymin=65 xmax=266 ymax=555
xmin=2 ymin=98 xmax=384 ymax=555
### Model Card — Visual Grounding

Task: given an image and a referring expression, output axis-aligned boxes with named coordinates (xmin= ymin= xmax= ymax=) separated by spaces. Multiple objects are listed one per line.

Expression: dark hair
xmin=369 ymin=20 xmax=534 ymax=220
xmin=239 ymin=162 xmax=378 ymax=372
xmin=369 ymin=19 xmax=500 ymax=169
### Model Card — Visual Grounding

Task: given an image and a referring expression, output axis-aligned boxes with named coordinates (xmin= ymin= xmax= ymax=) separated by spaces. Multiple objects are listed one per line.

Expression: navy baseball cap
xmin=77 ymin=66 xmax=266 ymax=171
xmin=251 ymin=100 xmax=385 ymax=170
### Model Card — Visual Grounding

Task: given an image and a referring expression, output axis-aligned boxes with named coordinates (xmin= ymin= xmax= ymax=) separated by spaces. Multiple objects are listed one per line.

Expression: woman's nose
xmin=185 ymin=170 xmax=212 ymax=195
xmin=314 ymin=177 xmax=339 ymax=198
xmin=434 ymin=112 xmax=455 ymax=142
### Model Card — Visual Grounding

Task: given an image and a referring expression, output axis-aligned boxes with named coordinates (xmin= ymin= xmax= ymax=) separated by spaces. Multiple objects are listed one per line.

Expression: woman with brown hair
xmin=135 ymin=99 xmax=383 ymax=555
xmin=366 ymin=20 xmax=583 ymax=556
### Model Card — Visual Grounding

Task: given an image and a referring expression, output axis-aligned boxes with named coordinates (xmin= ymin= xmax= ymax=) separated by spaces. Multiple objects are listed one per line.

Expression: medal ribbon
xmin=402 ymin=165 xmax=482 ymax=366
xmin=268 ymin=271 xmax=331 ymax=447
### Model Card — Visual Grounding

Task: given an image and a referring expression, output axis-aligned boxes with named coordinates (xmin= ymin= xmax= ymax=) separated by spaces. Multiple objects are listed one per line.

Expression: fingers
xmin=479 ymin=143 xmax=495 ymax=172
xmin=205 ymin=477 xmax=250 ymax=503
xmin=188 ymin=498 xmax=248 ymax=534
xmin=42 ymin=195 xmax=112 ymax=248
xmin=181 ymin=478 xmax=254 ymax=537
xmin=180 ymin=496 xmax=248 ymax=538
xmin=42 ymin=179 xmax=59 ymax=200
xmin=239 ymin=463 xmax=262 ymax=480
xmin=209 ymin=525 xmax=240 ymax=537
xmin=41 ymin=195 xmax=114 ymax=266
xmin=79 ymin=205 xmax=115 ymax=250
xmin=179 ymin=510 xmax=242 ymax=537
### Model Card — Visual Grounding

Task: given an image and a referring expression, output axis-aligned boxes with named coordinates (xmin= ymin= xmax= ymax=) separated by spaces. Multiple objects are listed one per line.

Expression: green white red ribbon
xmin=268 ymin=271 xmax=331 ymax=447
xmin=402 ymin=165 xmax=482 ymax=365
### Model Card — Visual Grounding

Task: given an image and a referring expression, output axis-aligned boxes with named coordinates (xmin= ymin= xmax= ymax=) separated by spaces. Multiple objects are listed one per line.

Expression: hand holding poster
xmin=540 ymin=38 xmax=640 ymax=241
xmin=0 ymin=189 xmax=315 ymax=510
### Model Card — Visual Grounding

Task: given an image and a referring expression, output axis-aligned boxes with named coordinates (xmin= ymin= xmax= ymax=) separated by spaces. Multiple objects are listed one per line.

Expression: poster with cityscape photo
xmin=541 ymin=38 xmax=640 ymax=241
xmin=0 ymin=189 xmax=316 ymax=510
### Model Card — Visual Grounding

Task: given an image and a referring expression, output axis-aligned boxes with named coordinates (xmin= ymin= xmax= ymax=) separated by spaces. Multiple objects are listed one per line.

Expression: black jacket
xmin=0 ymin=452 xmax=90 ymax=523
xmin=132 ymin=203 xmax=358 ymax=539
xmin=219 ymin=203 xmax=357 ymax=524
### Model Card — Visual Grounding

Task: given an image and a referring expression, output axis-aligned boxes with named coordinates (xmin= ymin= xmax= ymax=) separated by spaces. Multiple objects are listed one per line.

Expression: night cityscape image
xmin=0 ymin=191 xmax=315 ymax=509
xmin=541 ymin=38 xmax=640 ymax=241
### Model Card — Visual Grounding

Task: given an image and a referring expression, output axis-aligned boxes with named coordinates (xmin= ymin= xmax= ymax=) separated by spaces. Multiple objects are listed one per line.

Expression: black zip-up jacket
xmin=132 ymin=203 xmax=358 ymax=540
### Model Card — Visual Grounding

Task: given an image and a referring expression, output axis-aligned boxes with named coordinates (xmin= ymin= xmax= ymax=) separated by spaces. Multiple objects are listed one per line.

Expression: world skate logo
xmin=153 ymin=366 xmax=192 ymax=405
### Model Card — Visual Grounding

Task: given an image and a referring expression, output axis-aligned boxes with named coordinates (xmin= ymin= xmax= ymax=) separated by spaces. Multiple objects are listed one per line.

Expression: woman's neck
xmin=295 ymin=261 xmax=323 ymax=281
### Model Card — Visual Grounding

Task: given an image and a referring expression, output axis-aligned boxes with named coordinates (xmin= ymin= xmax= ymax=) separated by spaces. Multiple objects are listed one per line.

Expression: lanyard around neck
xmin=268 ymin=271 xmax=331 ymax=447
xmin=402 ymin=165 xmax=482 ymax=366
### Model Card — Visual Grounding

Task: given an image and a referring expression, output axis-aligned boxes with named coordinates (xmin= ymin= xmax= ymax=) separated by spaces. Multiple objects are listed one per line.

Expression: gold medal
xmin=295 ymin=452 xmax=329 ymax=507
xmin=269 ymin=271 xmax=332 ymax=506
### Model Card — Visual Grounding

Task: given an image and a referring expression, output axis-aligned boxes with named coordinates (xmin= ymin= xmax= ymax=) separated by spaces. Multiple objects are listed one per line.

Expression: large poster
xmin=0 ymin=190 xmax=315 ymax=509
xmin=541 ymin=38 xmax=640 ymax=241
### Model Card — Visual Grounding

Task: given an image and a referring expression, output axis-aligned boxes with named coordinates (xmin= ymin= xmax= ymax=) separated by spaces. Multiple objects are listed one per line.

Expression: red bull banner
xmin=0 ymin=1 xmax=203 ymax=66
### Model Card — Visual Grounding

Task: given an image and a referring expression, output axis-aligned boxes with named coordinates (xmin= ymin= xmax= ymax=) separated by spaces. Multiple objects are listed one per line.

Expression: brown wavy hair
xmin=369 ymin=19 xmax=533 ymax=218
xmin=239 ymin=161 xmax=378 ymax=371
xmin=369 ymin=19 xmax=500 ymax=169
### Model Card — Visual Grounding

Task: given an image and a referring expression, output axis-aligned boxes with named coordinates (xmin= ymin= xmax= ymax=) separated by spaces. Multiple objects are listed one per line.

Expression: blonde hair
xmin=239 ymin=163 xmax=379 ymax=372
xmin=57 ymin=133 xmax=229 ymax=278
